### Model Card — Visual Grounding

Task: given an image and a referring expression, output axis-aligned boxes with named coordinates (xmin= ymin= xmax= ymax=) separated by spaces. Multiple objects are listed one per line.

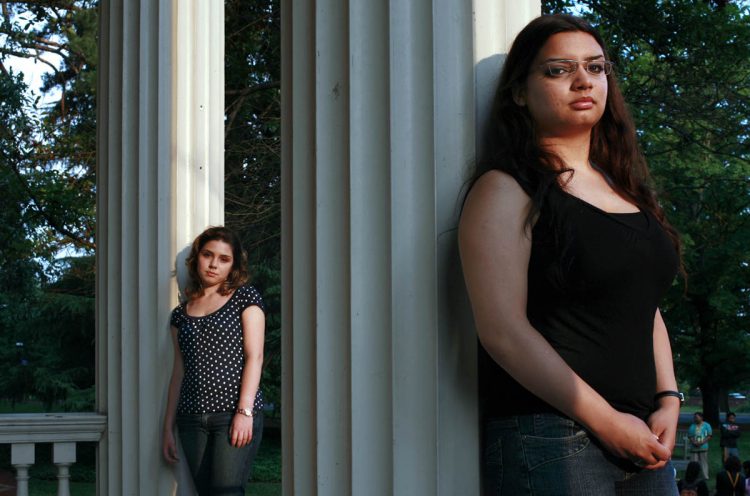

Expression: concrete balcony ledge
xmin=0 ymin=413 xmax=107 ymax=443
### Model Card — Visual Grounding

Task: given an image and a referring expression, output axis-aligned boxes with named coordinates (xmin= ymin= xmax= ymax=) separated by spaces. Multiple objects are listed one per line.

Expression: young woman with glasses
xmin=460 ymin=14 xmax=682 ymax=495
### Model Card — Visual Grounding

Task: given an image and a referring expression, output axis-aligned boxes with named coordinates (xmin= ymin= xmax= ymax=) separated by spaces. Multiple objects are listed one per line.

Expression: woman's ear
xmin=512 ymin=86 xmax=526 ymax=107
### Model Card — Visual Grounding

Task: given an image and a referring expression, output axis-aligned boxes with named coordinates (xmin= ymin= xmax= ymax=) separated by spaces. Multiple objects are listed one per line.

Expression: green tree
xmin=544 ymin=0 xmax=750 ymax=425
xmin=224 ymin=0 xmax=281 ymax=416
xmin=1 ymin=1 xmax=98 ymax=410
xmin=0 ymin=71 xmax=45 ymax=405
xmin=1 ymin=1 xmax=97 ymax=256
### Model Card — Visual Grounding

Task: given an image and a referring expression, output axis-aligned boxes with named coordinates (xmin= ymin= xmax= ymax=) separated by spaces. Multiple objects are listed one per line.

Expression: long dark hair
xmin=684 ymin=461 xmax=702 ymax=483
xmin=725 ymin=455 xmax=742 ymax=473
xmin=477 ymin=14 xmax=681 ymax=261
xmin=184 ymin=226 xmax=249 ymax=299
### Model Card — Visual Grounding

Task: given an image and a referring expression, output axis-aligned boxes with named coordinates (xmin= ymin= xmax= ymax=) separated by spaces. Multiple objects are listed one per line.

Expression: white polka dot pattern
xmin=170 ymin=284 xmax=265 ymax=414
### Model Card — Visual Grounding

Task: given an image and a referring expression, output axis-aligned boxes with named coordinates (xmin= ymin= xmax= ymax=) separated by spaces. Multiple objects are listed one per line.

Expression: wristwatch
xmin=236 ymin=407 xmax=253 ymax=417
xmin=654 ymin=390 xmax=685 ymax=404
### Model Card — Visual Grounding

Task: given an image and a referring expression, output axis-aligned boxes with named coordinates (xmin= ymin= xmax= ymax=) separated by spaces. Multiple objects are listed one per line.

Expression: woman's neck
xmin=539 ymin=132 xmax=591 ymax=171
xmin=199 ymin=283 xmax=223 ymax=298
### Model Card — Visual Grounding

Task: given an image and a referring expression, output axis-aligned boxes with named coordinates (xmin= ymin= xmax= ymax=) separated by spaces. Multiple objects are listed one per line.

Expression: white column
xmin=349 ymin=1 xmax=392 ymax=494
xmin=281 ymin=1 xmax=539 ymax=495
xmin=474 ymin=0 xmax=541 ymax=156
xmin=97 ymin=1 xmax=224 ymax=495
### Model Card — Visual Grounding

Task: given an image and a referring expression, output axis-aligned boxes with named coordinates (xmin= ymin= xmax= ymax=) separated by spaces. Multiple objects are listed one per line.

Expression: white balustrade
xmin=0 ymin=413 xmax=106 ymax=496
xmin=10 ymin=443 xmax=33 ymax=496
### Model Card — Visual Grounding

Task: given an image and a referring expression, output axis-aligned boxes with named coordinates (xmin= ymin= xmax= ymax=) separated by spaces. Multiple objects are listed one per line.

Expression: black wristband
xmin=654 ymin=390 xmax=684 ymax=404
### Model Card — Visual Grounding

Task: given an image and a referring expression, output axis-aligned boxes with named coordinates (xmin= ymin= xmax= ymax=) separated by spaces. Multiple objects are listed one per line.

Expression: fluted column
xmin=97 ymin=0 xmax=224 ymax=495
xmin=281 ymin=1 xmax=540 ymax=495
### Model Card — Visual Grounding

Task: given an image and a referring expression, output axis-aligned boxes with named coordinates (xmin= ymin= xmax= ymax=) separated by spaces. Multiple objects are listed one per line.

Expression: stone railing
xmin=0 ymin=413 xmax=106 ymax=496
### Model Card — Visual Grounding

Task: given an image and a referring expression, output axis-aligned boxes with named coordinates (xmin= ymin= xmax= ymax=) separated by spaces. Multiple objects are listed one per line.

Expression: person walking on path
xmin=716 ymin=455 xmax=745 ymax=496
xmin=688 ymin=412 xmax=713 ymax=480
xmin=741 ymin=460 xmax=750 ymax=496
xmin=721 ymin=412 xmax=741 ymax=462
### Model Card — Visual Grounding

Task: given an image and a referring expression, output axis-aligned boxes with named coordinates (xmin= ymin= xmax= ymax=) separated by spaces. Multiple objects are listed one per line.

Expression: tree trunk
xmin=720 ymin=388 xmax=730 ymax=415
xmin=700 ymin=381 xmax=721 ymax=427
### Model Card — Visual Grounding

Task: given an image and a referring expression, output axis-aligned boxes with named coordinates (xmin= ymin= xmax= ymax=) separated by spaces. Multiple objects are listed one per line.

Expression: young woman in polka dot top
xmin=162 ymin=226 xmax=266 ymax=495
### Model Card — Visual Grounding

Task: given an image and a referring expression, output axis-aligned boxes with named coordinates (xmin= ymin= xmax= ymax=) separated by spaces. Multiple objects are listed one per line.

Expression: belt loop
xmin=517 ymin=414 xmax=535 ymax=435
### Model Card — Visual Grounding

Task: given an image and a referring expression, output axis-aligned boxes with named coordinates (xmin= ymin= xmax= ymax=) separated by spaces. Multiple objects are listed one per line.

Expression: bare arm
xmin=459 ymin=171 xmax=670 ymax=465
xmin=229 ymin=304 xmax=265 ymax=448
xmin=162 ymin=326 xmax=184 ymax=464
xmin=645 ymin=309 xmax=680 ymax=468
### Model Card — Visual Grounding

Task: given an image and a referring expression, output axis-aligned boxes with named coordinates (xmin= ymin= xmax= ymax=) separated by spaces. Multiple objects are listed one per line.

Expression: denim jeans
xmin=177 ymin=411 xmax=263 ymax=496
xmin=482 ymin=413 xmax=679 ymax=496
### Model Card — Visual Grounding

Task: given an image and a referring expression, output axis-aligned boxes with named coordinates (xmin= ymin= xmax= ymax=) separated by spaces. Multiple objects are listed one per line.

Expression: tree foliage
xmin=0 ymin=0 xmax=97 ymax=410
xmin=224 ymin=0 xmax=281 ymax=414
xmin=544 ymin=0 xmax=750 ymax=424
xmin=1 ymin=0 xmax=97 ymax=256
xmin=0 ymin=0 xmax=284 ymax=415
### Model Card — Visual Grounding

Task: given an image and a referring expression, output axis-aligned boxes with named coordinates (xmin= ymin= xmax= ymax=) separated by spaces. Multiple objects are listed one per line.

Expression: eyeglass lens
xmin=544 ymin=60 xmax=613 ymax=77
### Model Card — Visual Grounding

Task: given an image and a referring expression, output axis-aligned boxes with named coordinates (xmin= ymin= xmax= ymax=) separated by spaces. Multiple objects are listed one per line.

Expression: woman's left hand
xmin=644 ymin=400 xmax=680 ymax=469
xmin=229 ymin=413 xmax=254 ymax=448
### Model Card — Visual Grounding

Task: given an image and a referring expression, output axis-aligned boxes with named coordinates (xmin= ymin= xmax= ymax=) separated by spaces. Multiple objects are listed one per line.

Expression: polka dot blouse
xmin=170 ymin=284 xmax=265 ymax=415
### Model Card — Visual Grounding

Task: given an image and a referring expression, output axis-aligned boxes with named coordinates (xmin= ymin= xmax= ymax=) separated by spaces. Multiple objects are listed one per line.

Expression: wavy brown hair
xmin=184 ymin=226 xmax=249 ymax=299
xmin=477 ymin=14 xmax=682 ymax=266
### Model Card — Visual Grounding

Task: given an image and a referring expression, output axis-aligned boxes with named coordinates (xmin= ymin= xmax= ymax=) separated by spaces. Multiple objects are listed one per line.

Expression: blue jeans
xmin=177 ymin=411 xmax=263 ymax=496
xmin=482 ymin=413 xmax=679 ymax=495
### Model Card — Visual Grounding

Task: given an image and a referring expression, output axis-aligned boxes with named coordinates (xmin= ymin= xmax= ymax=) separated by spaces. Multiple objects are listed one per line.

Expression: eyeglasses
xmin=539 ymin=59 xmax=614 ymax=78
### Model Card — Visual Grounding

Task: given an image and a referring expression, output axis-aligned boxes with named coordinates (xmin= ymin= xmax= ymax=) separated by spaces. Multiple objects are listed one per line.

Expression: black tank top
xmin=479 ymin=185 xmax=679 ymax=421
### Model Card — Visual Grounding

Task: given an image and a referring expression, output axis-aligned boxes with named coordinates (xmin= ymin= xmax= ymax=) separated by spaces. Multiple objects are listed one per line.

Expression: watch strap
xmin=236 ymin=407 xmax=254 ymax=417
xmin=654 ymin=390 xmax=684 ymax=404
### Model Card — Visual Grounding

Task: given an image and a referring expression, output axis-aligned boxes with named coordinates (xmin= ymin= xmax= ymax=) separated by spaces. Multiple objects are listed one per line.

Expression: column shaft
xmin=349 ymin=0 xmax=393 ymax=494
xmin=388 ymin=0 xmax=438 ymax=493
xmin=287 ymin=0 xmax=318 ymax=493
xmin=283 ymin=1 xmax=539 ymax=494
xmin=97 ymin=1 xmax=224 ymax=494
xmin=315 ymin=0 xmax=352 ymax=493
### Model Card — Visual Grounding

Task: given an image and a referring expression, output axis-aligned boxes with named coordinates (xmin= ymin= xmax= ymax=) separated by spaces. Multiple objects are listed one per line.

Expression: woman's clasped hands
xmin=595 ymin=405 xmax=679 ymax=471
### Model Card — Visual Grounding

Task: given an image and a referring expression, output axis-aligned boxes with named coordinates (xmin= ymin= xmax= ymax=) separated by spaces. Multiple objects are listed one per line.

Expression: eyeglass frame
xmin=538 ymin=59 xmax=614 ymax=78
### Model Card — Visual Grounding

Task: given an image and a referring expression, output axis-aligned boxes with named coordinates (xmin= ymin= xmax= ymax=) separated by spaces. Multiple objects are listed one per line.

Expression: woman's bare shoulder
xmin=461 ymin=170 xmax=531 ymax=230
xmin=473 ymin=169 xmax=524 ymax=190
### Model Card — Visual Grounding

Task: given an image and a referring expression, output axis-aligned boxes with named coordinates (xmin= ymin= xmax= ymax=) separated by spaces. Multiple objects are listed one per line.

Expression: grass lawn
xmin=247 ymin=481 xmax=282 ymax=495
xmin=0 ymin=399 xmax=51 ymax=414
xmin=26 ymin=480 xmax=96 ymax=496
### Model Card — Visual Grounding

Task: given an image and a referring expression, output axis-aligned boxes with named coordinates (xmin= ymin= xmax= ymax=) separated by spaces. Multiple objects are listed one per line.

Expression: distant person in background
xmin=688 ymin=412 xmax=713 ymax=480
xmin=742 ymin=460 xmax=750 ymax=496
xmin=716 ymin=455 xmax=745 ymax=496
xmin=677 ymin=461 xmax=709 ymax=496
xmin=721 ymin=412 xmax=741 ymax=461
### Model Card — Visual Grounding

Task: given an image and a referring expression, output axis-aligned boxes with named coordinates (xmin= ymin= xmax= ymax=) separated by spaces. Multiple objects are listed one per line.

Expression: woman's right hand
xmin=162 ymin=427 xmax=179 ymax=464
xmin=163 ymin=327 xmax=184 ymax=465
xmin=594 ymin=410 xmax=671 ymax=468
